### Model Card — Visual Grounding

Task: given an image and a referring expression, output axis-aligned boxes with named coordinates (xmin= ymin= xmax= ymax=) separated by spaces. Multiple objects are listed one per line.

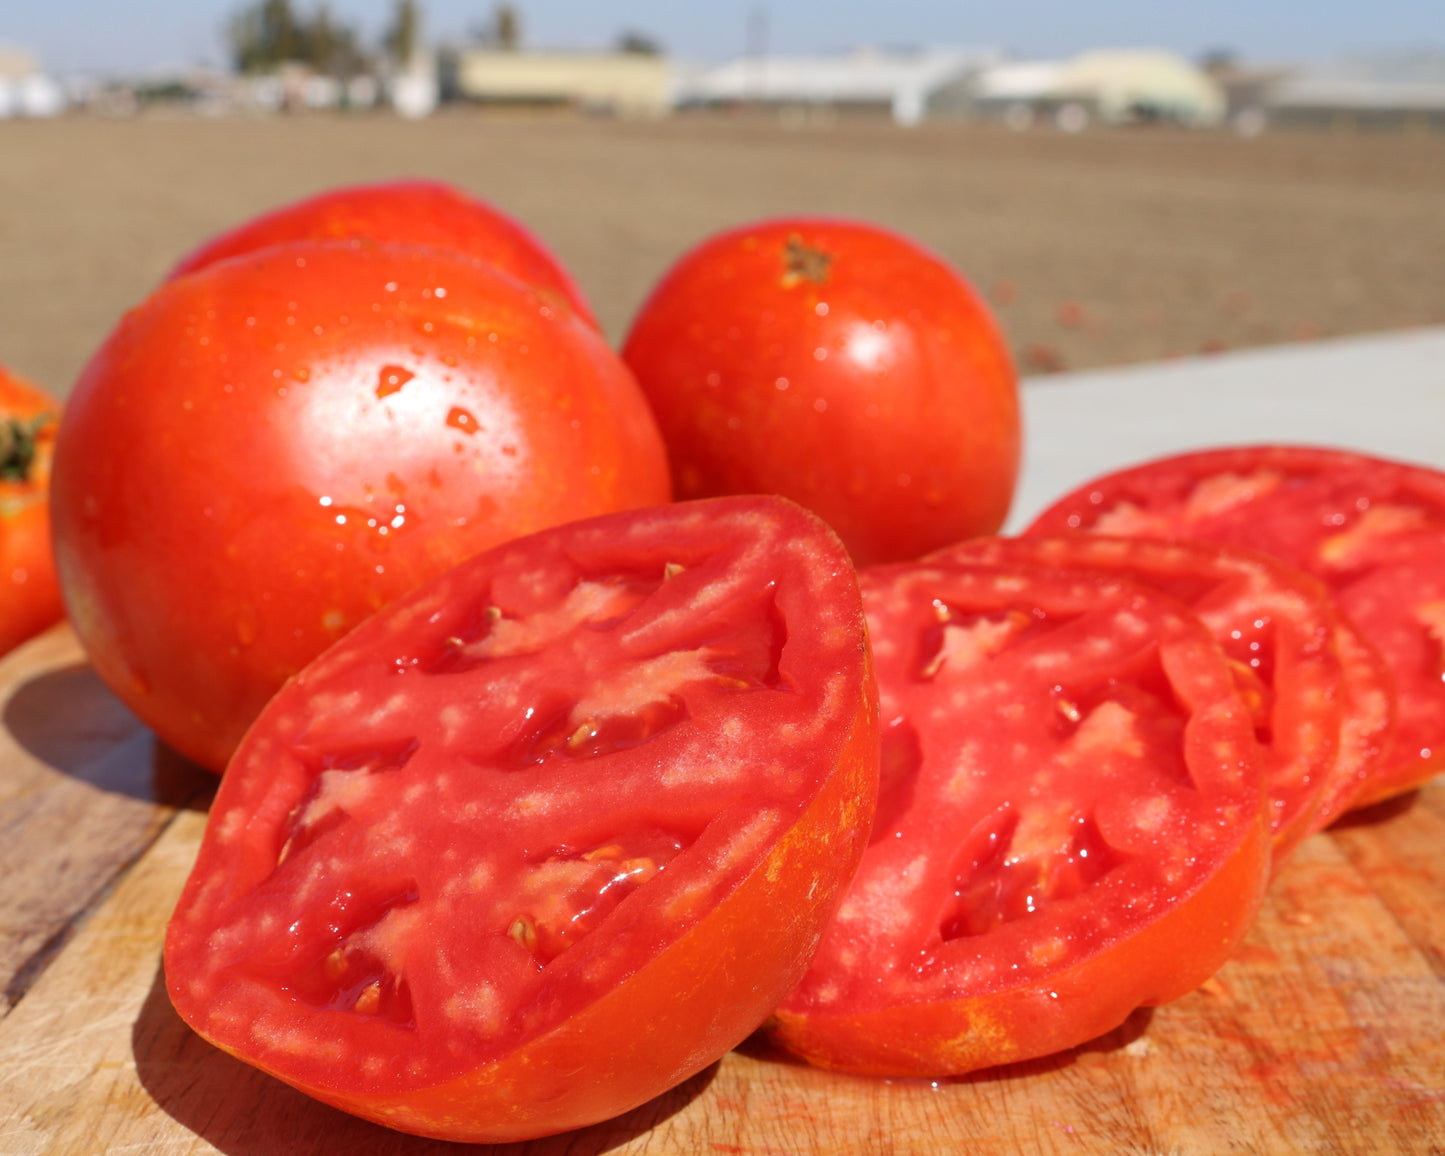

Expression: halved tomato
xmin=1028 ymin=444 xmax=1441 ymax=807
xmin=165 ymin=496 xmax=878 ymax=1142
xmin=941 ymin=535 xmax=1351 ymax=855
xmin=769 ymin=558 xmax=1268 ymax=1077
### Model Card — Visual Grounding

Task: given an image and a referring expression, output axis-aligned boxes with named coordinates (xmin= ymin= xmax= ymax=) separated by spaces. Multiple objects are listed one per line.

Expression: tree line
xmin=229 ymin=3 xmax=659 ymax=75
xmin=228 ymin=0 xmax=437 ymax=75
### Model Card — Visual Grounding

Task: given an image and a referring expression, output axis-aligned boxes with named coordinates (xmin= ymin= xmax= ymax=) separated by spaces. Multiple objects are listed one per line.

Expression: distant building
xmin=676 ymin=47 xmax=998 ymax=126
xmin=0 ymin=43 xmax=65 ymax=118
xmin=1262 ymin=54 xmax=1445 ymax=131
xmin=973 ymin=50 xmax=1225 ymax=128
xmin=443 ymin=49 xmax=670 ymax=117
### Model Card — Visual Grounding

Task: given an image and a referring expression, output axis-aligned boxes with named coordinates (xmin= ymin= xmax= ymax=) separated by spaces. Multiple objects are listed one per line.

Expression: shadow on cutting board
xmin=132 ymin=962 xmax=717 ymax=1156
xmin=4 ymin=662 xmax=213 ymax=809
xmin=1328 ymin=789 xmax=1419 ymax=830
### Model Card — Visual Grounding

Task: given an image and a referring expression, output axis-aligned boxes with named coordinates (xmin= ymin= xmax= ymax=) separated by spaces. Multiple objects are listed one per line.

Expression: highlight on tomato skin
xmin=0 ymin=363 xmax=64 ymax=658
xmin=166 ymin=178 xmax=599 ymax=329
xmin=50 ymin=240 xmax=670 ymax=773
xmin=620 ymin=216 xmax=1021 ymax=567
xmin=163 ymin=495 xmax=879 ymax=1143
xmin=768 ymin=559 xmax=1271 ymax=1078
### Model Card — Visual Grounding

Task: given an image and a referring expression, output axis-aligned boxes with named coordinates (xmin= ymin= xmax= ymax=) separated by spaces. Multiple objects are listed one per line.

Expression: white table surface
xmin=1006 ymin=326 xmax=1445 ymax=533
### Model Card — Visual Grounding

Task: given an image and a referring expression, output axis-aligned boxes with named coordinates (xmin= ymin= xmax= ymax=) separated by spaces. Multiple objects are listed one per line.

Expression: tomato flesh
xmin=942 ymin=535 xmax=1350 ymax=855
xmin=1028 ymin=445 xmax=1444 ymax=806
xmin=165 ymin=496 xmax=878 ymax=1142
xmin=770 ymin=560 xmax=1268 ymax=1077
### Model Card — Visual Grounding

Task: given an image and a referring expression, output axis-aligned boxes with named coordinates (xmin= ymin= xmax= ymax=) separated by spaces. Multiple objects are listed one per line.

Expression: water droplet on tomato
xmin=376 ymin=365 xmax=415 ymax=399
xmin=446 ymin=407 xmax=479 ymax=435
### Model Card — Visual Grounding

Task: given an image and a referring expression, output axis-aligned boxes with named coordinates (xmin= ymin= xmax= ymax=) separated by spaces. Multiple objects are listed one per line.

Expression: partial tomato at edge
xmin=165 ymin=496 xmax=879 ymax=1142
xmin=0 ymin=363 xmax=64 ymax=657
xmin=621 ymin=217 xmax=1021 ymax=567
xmin=167 ymin=178 xmax=599 ymax=329
xmin=51 ymin=241 xmax=670 ymax=772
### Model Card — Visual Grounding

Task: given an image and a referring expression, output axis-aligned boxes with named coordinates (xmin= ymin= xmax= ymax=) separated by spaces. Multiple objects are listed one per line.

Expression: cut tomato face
xmin=769 ymin=559 xmax=1269 ymax=1078
xmin=164 ymin=496 xmax=878 ymax=1143
xmin=940 ymin=535 xmax=1350 ymax=855
xmin=1027 ymin=445 xmax=1442 ymax=806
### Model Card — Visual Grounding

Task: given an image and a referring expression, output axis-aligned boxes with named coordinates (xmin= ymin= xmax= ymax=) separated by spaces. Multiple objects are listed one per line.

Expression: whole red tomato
xmin=167 ymin=179 xmax=599 ymax=329
xmin=0 ymin=364 xmax=64 ymax=657
xmin=621 ymin=218 xmax=1020 ymax=566
xmin=51 ymin=242 xmax=669 ymax=771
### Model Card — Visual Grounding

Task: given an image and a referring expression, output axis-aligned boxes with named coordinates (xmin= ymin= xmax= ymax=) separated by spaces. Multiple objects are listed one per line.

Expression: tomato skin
xmin=51 ymin=242 xmax=669 ymax=772
xmin=0 ymin=365 xmax=64 ymax=657
xmin=164 ymin=495 xmax=878 ymax=1142
xmin=621 ymin=217 xmax=1020 ymax=566
xmin=769 ymin=822 xmax=1266 ymax=1077
xmin=167 ymin=179 xmax=598 ymax=329
xmin=770 ymin=560 xmax=1269 ymax=1077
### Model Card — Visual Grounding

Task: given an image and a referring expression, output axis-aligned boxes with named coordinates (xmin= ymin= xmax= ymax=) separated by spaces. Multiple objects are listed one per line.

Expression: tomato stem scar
xmin=780 ymin=236 xmax=833 ymax=289
xmin=0 ymin=414 xmax=51 ymax=483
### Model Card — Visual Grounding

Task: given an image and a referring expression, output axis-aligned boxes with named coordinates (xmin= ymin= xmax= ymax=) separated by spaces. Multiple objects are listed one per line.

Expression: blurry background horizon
xmin=6 ymin=1 xmax=1444 ymax=75
xmin=1 ymin=2 xmax=1442 ymax=399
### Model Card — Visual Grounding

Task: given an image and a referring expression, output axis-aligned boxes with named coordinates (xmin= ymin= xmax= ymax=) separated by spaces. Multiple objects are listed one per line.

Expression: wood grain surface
xmin=1 ymin=623 xmax=1442 ymax=1156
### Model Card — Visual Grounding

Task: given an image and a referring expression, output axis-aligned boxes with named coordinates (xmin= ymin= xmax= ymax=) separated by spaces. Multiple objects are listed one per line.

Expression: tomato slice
xmin=769 ymin=560 xmax=1269 ymax=1077
xmin=1027 ymin=444 xmax=1440 ymax=806
xmin=164 ymin=496 xmax=878 ymax=1142
xmin=939 ymin=535 xmax=1349 ymax=857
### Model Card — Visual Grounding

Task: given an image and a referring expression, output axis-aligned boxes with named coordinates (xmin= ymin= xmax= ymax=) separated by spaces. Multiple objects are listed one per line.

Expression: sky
xmin=3 ymin=0 xmax=1441 ymax=76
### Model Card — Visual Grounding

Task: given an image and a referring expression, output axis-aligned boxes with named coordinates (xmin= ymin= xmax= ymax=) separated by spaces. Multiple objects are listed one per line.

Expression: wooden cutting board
xmin=1 ymin=623 xmax=1442 ymax=1156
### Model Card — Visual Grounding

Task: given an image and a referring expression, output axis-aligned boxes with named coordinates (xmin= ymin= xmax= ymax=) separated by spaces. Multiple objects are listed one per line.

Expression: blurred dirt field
xmin=1 ymin=110 xmax=1443 ymax=399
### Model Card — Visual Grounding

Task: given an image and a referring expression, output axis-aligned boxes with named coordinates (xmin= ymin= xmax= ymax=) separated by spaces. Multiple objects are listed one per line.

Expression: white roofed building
xmin=675 ymin=47 xmax=1000 ymax=126
xmin=972 ymin=49 xmax=1225 ymax=128
xmin=1262 ymin=54 xmax=1445 ymax=130
xmin=0 ymin=44 xmax=65 ymax=118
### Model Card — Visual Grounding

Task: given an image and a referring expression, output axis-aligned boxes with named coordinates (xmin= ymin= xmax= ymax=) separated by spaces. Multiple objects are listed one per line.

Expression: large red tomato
xmin=621 ymin=218 xmax=1020 ymax=566
xmin=51 ymin=242 xmax=669 ymax=772
xmin=165 ymin=496 xmax=878 ymax=1142
xmin=168 ymin=179 xmax=598 ymax=328
xmin=0 ymin=364 xmax=64 ymax=657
